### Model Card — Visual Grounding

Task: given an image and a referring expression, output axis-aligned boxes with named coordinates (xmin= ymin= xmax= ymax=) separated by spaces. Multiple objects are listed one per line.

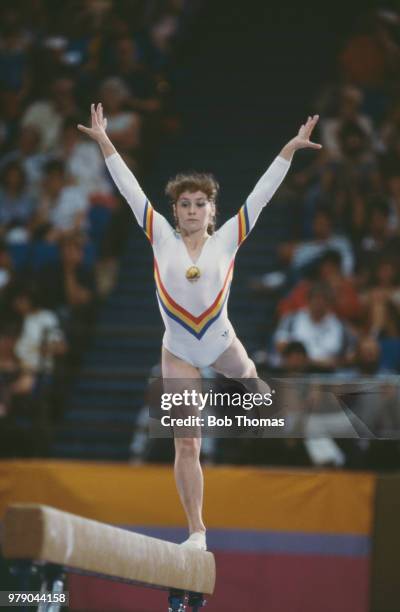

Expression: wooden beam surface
xmin=2 ymin=504 xmax=216 ymax=595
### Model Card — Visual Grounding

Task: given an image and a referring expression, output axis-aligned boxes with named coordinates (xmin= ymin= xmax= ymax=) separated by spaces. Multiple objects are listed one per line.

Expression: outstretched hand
xmin=291 ymin=115 xmax=322 ymax=150
xmin=77 ymin=103 xmax=107 ymax=141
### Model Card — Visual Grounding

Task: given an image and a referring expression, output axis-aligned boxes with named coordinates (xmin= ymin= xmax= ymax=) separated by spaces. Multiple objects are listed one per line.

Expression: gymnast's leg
xmin=162 ymin=346 xmax=207 ymax=549
xmin=211 ymin=336 xmax=271 ymax=393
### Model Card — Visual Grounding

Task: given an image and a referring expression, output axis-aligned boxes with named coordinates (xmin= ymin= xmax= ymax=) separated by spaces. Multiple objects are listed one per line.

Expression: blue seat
xmin=7 ymin=243 xmax=31 ymax=271
xmin=88 ymin=205 xmax=112 ymax=246
xmin=31 ymin=241 xmax=60 ymax=272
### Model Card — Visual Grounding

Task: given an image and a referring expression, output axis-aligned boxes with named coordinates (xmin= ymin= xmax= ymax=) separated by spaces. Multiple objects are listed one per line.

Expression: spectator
xmin=0 ymin=91 xmax=19 ymax=154
xmin=279 ymin=208 xmax=355 ymax=276
xmin=0 ymin=125 xmax=49 ymax=194
xmin=361 ymin=197 xmax=392 ymax=253
xmin=379 ymin=102 xmax=400 ymax=154
xmin=106 ymin=36 xmax=165 ymax=169
xmin=56 ymin=117 xmax=112 ymax=198
xmin=333 ymin=336 xmax=400 ymax=441
xmin=32 ymin=159 xmax=89 ymax=241
xmin=21 ymin=77 xmax=79 ymax=151
xmin=339 ymin=9 xmax=400 ymax=90
xmin=39 ymin=234 xmax=96 ymax=316
xmin=142 ymin=14 xmax=179 ymax=73
xmin=334 ymin=119 xmax=379 ymax=183
xmin=274 ymin=283 xmax=350 ymax=370
xmin=0 ymin=161 xmax=36 ymax=242
xmin=278 ymin=250 xmax=362 ymax=324
xmin=0 ymin=20 xmax=31 ymax=100
xmin=335 ymin=119 xmax=378 ymax=171
xmin=360 ymin=256 xmax=400 ymax=337
xmin=319 ymin=86 xmax=375 ymax=159
xmin=280 ymin=341 xmax=310 ymax=374
xmin=303 ymin=121 xmax=381 ymax=238
xmin=348 ymin=335 xmax=391 ymax=375
xmin=10 ymin=285 xmax=66 ymax=396
xmin=108 ymin=36 xmax=162 ymax=115
xmin=357 ymin=198 xmax=400 ymax=277
xmin=39 ymin=234 xmax=97 ymax=363
xmin=99 ymin=77 xmax=141 ymax=166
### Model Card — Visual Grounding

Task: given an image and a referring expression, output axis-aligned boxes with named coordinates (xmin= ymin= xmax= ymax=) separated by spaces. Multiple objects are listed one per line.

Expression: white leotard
xmin=105 ymin=153 xmax=291 ymax=367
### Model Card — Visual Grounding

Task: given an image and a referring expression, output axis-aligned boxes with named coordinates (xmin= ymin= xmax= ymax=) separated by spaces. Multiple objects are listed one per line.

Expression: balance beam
xmin=2 ymin=504 xmax=216 ymax=599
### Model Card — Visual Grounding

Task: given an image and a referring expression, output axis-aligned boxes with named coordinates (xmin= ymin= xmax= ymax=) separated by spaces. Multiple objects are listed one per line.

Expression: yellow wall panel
xmin=0 ymin=460 xmax=376 ymax=535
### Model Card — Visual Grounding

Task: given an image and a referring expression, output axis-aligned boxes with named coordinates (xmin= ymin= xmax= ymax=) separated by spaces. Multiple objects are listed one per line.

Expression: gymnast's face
xmin=174 ymin=190 xmax=215 ymax=235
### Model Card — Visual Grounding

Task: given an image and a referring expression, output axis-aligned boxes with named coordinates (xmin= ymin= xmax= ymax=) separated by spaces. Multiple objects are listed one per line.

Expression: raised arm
xmin=279 ymin=114 xmax=322 ymax=162
xmin=242 ymin=115 xmax=322 ymax=241
xmin=219 ymin=115 xmax=322 ymax=249
xmin=78 ymin=103 xmax=168 ymax=244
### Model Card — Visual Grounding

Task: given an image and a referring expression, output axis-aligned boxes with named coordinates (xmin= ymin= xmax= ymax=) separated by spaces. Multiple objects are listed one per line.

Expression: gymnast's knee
xmin=239 ymin=359 xmax=258 ymax=379
xmin=174 ymin=437 xmax=201 ymax=459
xmin=218 ymin=358 xmax=258 ymax=379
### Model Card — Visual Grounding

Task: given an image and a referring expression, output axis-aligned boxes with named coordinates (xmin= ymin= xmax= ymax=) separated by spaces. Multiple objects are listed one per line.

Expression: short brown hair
xmin=165 ymin=172 xmax=219 ymax=203
xmin=165 ymin=172 xmax=219 ymax=234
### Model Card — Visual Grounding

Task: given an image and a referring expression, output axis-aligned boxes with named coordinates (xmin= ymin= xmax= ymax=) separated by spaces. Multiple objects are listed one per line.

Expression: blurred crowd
xmin=0 ymin=0 xmax=200 ymax=420
xmin=250 ymin=8 xmax=400 ymax=376
xmin=249 ymin=8 xmax=400 ymax=468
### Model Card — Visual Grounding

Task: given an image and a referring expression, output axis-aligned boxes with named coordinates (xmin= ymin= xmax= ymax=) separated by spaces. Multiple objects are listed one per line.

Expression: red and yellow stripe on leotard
xmin=154 ymin=259 xmax=234 ymax=339
xmin=238 ymin=203 xmax=250 ymax=246
xmin=143 ymin=199 xmax=154 ymax=243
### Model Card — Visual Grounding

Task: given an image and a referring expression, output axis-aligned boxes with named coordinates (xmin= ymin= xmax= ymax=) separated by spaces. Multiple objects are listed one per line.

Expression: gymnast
xmin=78 ymin=104 xmax=321 ymax=550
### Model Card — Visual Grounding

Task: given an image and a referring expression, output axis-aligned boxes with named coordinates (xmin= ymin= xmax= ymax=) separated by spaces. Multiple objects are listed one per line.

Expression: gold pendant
xmin=186 ymin=266 xmax=201 ymax=282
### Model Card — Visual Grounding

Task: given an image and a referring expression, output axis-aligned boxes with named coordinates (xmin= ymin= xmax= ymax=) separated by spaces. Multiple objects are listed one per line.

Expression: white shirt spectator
xmin=0 ymin=151 xmax=50 ymax=194
xmin=321 ymin=116 xmax=374 ymax=159
xmin=63 ymin=142 xmax=111 ymax=196
xmin=107 ymin=112 xmax=137 ymax=133
xmin=15 ymin=310 xmax=64 ymax=372
xmin=274 ymin=308 xmax=345 ymax=362
xmin=48 ymin=185 xmax=89 ymax=231
xmin=291 ymin=235 xmax=354 ymax=276
xmin=21 ymin=101 xmax=63 ymax=152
